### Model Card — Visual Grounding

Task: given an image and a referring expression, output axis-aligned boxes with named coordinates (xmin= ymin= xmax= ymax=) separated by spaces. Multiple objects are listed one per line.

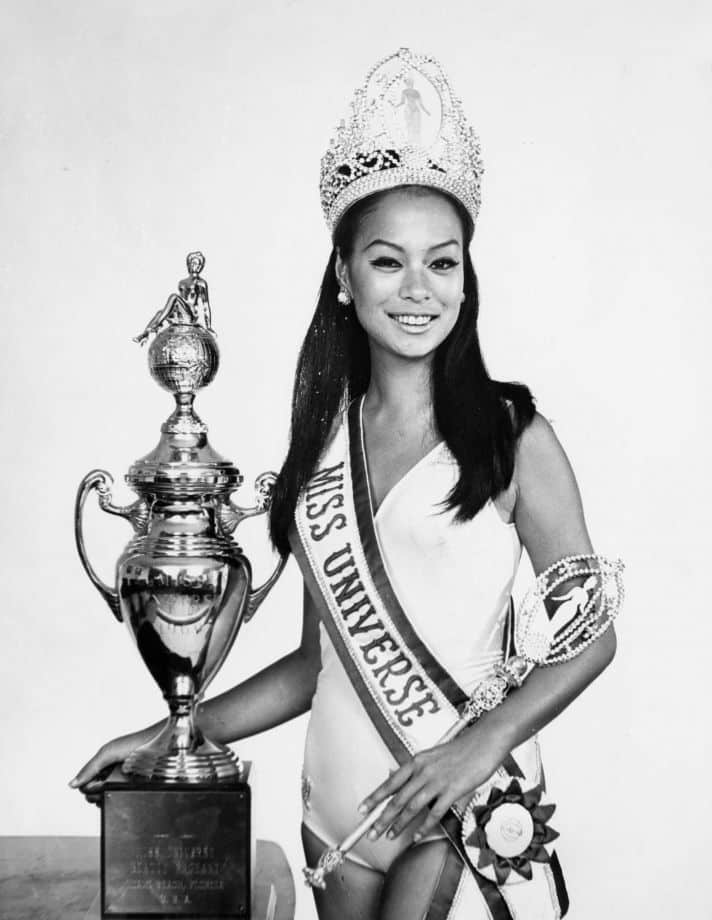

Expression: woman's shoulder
xmin=511 ymin=411 xmax=593 ymax=567
xmin=513 ymin=411 xmax=583 ymax=519
xmin=516 ymin=412 xmax=567 ymax=470
xmin=495 ymin=411 xmax=570 ymax=514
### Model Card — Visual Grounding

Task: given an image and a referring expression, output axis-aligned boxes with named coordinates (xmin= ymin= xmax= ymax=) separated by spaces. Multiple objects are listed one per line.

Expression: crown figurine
xmin=320 ymin=48 xmax=484 ymax=235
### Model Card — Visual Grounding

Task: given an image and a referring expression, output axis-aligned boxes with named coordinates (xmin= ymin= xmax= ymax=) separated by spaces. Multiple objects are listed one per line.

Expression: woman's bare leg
xmin=379 ymin=839 xmax=460 ymax=920
xmin=301 ymin=823 xmax=384 ymax=920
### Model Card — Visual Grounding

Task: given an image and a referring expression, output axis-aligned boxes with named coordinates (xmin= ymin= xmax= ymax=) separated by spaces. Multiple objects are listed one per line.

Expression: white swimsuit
xmin=301 ymin=438 xmax=531 ymax=872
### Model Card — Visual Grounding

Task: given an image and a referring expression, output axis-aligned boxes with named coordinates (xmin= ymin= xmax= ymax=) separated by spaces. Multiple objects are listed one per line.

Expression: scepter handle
xmin=341 ymin=795 xmax=391 ymax=852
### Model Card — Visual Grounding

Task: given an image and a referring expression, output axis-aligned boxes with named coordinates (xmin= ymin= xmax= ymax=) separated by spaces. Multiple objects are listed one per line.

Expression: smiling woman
xmin=72 ymin=47 xmax=621 ymax=920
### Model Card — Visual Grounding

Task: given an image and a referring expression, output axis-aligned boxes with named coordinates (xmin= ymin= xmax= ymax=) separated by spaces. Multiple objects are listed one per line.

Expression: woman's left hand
xmin=358 ymin=723 xmax=508 ymax=842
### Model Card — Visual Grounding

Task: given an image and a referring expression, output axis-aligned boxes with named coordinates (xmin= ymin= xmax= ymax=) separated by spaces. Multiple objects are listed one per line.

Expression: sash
xmin=291 ymin=401 xmax=471 ymax=757
xmin=290 ymin=401 xmax=543 ymax=920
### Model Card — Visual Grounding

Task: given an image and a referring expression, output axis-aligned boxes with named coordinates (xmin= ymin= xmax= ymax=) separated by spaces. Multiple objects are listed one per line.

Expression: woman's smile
xmin=387 ymin=312 xmax=438 ymax=332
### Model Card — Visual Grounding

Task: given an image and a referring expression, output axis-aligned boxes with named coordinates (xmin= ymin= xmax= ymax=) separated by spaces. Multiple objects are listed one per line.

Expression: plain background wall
xmin=2 ymin=1 xmax=710 ymax=917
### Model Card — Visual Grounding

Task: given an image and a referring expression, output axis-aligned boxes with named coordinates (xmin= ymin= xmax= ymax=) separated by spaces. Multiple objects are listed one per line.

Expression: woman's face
xmin=336 ymin=189 xmax=465 ymax=365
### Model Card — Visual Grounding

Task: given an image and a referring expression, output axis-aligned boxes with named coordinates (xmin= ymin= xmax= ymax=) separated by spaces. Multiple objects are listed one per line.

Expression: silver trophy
xmin=75 ymin=252 xmax=285 ymax=783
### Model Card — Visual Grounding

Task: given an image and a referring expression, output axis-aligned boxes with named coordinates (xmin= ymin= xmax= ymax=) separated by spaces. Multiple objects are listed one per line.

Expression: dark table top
xmin=0 ymin=836 xmax=295 ymax=920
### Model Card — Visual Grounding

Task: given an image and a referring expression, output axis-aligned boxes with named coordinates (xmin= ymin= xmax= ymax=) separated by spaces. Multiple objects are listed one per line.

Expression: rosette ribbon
xmin=462 ymin=779 xmax=559 ymax=885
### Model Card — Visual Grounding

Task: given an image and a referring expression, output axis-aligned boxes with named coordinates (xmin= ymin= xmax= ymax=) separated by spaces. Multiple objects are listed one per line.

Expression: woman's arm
xmin=479 ymin=412 xmax=616 ymax=746
xmin=196 ymin=584 xmax=322 ymax=743
xmin=70 ymin=583 xmax=321 ymax=791
xmin=360 ymin=414 xmax=617 ymax=841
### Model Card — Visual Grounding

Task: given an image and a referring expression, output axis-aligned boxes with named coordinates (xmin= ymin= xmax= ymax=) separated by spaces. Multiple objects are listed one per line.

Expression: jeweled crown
xmin=320 ymin=48 xmax=484 ymax=235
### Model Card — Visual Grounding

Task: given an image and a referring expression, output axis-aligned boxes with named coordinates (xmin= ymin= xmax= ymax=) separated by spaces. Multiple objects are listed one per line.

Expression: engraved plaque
xmin=101 ymin=781 xmax=250 ymax=918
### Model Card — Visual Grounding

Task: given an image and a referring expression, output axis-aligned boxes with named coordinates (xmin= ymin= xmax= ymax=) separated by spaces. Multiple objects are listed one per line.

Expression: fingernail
xmin=386 ymin=829 xmax=395 ymax=839
xmin=68 ymin=778 xmax=78 ymax=788
xmin=368 ymin=829 xmax=378 ymax=840
xmin=358 ymin=803 xmax=367 ymax=815
xmin=413 ymin=832 xmax=422 ymax=842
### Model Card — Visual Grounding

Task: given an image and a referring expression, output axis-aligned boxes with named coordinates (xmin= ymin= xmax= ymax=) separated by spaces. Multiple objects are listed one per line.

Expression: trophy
xmin=75 ymin=252 xmax=285 ymax=917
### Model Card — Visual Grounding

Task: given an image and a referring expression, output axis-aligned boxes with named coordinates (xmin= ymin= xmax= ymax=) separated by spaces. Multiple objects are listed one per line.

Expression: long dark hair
xmin=269 ymin=187 xmax=535 ymax=555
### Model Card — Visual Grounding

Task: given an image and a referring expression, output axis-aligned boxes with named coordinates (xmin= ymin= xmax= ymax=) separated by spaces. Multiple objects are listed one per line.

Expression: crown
xmin=320 ymin=48 xmax=484 ymax=235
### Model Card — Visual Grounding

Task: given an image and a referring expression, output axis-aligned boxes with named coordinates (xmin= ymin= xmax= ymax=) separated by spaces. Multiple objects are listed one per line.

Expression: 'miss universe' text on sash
xmin=291 ymin=420 xmax=461 ymax=754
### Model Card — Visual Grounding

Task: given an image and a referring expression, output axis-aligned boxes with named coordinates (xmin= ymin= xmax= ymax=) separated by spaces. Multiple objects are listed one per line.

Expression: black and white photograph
xmin=1 ymin=2 xmax=709 ymax=919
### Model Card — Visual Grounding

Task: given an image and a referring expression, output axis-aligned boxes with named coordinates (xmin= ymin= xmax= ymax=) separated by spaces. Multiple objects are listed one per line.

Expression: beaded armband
xmin=460 ymin=554 xmax=624 ymax=728
xmin=515 ymin=554 xmax=624 ymax=666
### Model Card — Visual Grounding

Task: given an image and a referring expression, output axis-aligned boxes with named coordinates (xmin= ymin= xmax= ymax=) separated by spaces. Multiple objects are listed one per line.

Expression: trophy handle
xmin=218 ymin=471 xmax=286 ymax=622
xmin=245 ymin=553 xmax=287 ymax=622
xmin=75 ymin=469 xmax=148 ymax=622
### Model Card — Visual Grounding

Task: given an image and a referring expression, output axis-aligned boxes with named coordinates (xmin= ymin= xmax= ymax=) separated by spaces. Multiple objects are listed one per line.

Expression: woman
xmin=73 ymin=49 xmax=620 ymax=919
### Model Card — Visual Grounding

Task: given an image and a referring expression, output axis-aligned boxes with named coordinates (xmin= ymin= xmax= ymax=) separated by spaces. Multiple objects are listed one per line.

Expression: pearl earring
xmin=337 ymin=289 xmax=352 ymax=306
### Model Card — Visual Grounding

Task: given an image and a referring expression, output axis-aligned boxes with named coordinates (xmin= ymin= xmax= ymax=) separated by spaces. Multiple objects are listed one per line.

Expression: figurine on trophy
xmin=133 ymin=251 xmax=214 ymax=346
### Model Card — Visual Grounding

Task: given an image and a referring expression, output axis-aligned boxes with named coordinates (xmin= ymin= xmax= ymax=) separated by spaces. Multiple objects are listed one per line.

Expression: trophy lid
xmin=128 ymin=253 xmax=243 ymax=498
xmin=127 ymin=428 xmax=243 ymax=497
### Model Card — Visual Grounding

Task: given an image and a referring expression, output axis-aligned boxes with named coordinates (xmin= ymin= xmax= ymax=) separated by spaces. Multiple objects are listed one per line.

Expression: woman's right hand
xmin=69 ymin=732 xmax=150 ymax=805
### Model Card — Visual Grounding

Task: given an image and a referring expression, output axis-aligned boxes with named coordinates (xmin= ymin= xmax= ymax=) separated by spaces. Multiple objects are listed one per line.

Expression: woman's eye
xmin=370 ymin=257 xmax=402 ymax=269
xmin=430 ymin=258 xmax=459 ymax=271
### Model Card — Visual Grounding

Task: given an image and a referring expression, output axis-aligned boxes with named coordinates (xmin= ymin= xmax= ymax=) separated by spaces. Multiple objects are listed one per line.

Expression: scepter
xmin=303 ymin=554 xmax=624 ymax=889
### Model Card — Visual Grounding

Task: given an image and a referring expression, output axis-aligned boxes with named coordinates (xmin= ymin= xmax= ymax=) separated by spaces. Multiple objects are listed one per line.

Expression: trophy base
xmin=123 ymin=734 xmax=242 ymax=784
xmin=102 ymin=765 xmax=252 ymax=918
